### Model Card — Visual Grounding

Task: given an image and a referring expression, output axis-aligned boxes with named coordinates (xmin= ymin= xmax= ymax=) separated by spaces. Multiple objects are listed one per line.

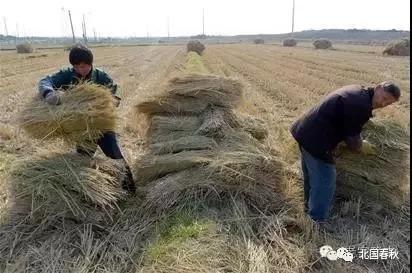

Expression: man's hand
xmin=344 ymin=135 xmax=362 ymax=151
xmin=360 ymin=140 xmax=377 ymax=155
xmin=112 ymin=96 xmax=121 ymax=107
xmin=44 ymin=90 xmax=64 ymax=105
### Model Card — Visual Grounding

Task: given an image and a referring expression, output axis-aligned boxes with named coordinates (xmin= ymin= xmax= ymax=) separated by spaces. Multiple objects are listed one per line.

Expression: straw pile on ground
xmin=184 ymin=51 xmax=209 ymax=74
xmin=8 ymin=151 xmax=127 ymax=222
xmin=283 ymin=38 xmax=297 ymax=47
xmin=137 ymin=74 xmax=243 ymax=115
xmin=16 ymin=43 xmax=34 ymax=53
xmin=18 ymin=83 xmax=118 ymax=149
xmin=383 ymin=38 xmax=410 ymax=56
xmin=135 ymin=74 xmax=301 ymax=216
xmin=187 ymin=40 xmax=206 ymax=55
xmin=0 ymin=148 xmax=137 ymax=272
xmin=253 ymin=38 xmax=265 ymax=44
xmin=335 ymin=119 xmax=410 ymax=210
xmin=313 ymin=39 xmax=332 ymax=49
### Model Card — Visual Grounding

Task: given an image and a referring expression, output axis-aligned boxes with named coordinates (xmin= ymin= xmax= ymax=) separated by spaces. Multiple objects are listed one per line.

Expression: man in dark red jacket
xmin=290 ymin=82 xmax=400 ymax=222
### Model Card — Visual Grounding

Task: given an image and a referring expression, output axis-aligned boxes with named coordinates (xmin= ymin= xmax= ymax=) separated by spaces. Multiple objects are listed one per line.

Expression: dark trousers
xmin=300 ymin=146 xmax=336 ymax=222
xmin=77 ymin=132 xmax=136 ymax=193
xmin=77 ymin=132 xmax=124 ymax=159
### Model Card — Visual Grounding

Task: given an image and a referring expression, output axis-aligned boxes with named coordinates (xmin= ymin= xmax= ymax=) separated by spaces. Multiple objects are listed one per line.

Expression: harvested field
xmin=0 ymin=42 xmax=409 ymax=273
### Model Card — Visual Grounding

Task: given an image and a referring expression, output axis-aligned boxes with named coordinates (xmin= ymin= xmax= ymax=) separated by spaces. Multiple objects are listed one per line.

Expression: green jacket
xmin=38 ymin=67 xmax=120 ymax=101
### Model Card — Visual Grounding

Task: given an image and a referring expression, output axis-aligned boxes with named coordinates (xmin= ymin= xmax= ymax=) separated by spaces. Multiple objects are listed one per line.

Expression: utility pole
xmin=291 ymin=0 xmax=295 ymax=35
xmin=202 ymin=8 xmax=205 ymax=37
xmin=68 ymin=10 xmax=76 ymax=43
xmin=82 ymin=14 xmax=88 ymax=43
xmin=15 ymin=23 xmax=19 ymax=45
xmin=167 ymin=17 xmax=170 ymax=41
xmin=146 ymin=25 xmax=150 ymax=41
xmin=3 ymin=17 xmax=8 ymax=36
xmin=93 ymin=28 xmax=97 ymax=42
xmin=3 ymin=17 xmax=9 ymax=45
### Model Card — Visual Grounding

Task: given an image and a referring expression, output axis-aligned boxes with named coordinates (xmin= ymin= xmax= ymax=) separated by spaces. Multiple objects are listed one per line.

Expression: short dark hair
xmin=69 ymin=44 xmax=93 ymax=65
xmin=378 ymin=81 xmax=401 ymax=100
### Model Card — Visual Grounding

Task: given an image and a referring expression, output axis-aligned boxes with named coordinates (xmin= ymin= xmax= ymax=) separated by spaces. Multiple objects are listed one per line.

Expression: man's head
xmin=69 ymin=44 xmax=93 ymax=77
xmin=372 ymin=81 xmax=400 ymax=109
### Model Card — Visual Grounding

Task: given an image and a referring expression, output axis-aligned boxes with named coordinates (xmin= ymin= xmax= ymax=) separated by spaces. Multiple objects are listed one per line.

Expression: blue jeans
xmin=300 ymin=146 xmax=336 ymax=222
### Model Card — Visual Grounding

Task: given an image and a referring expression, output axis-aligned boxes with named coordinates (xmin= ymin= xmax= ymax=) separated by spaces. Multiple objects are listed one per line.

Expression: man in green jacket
xmin=38 ymin=44 xmax=136 ymax=194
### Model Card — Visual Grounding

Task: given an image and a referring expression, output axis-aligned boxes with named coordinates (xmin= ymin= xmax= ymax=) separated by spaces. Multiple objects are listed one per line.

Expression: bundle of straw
xmin=136 ymin=75 xmax=243 ymax=116
xmin=10 ymin=152 xmax=126 ymax=221
xmin=313 ymin=39 xmax=332 ymax=49
xmin=238 ymin=115 xmax=268 ymax=141
xmin=382 ymin=38 xmax=410 ymax=56
xmin=186 ymin=40 xmax=206 ymax=55
xmin=134 ymin=72 xmax=299 ymax=217
xmin=19 ymin=83 xmax=118 ymax=148
xmin=336 ymin=119 xmax=410 ymax=209
xmin=283 ymin=38 xmax=297 ymax=47
xmin=16 ymin=43 xmax=34 ymax=53
xmin=143 ymin=138 xmax=294 ymax=214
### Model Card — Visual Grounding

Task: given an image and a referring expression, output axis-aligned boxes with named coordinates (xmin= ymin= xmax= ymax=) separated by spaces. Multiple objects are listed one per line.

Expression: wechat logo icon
xmin=319 ymin=245 xmax=353 ymax=262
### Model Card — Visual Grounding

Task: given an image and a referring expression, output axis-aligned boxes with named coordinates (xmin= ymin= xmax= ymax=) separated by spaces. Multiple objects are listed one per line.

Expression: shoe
xmin=122 ymin=163 xmax=136 ymax=194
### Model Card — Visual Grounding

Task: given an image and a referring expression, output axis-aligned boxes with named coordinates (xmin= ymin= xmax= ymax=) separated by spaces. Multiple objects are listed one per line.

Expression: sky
xmin=0 ymin=0 xmax=410 ymax=38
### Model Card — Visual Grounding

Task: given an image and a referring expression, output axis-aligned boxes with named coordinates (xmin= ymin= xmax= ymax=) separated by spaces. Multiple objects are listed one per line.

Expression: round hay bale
xmin=187 ymin=40 xmax=206 ymax=55
xmin=313 ymin=39 xmax=332 ymax=49
xmin=9 ymin=153 xmax=127 ymax=221
xmin=18 ymin=83 xmax=118 ymax=148
xmin=383 ymin=38 xmax=410 ymax=56
xmin=16 ymin=43 xmax=34 ymax=53
xmin=253 ymin=39 xmax=265 ymax=44
xmin=283 ymin=38 xmax=297 ymax=47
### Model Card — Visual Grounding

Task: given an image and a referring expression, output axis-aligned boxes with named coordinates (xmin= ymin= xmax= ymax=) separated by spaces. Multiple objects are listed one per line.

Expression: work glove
xmin=360 ymin=140 xmax=377 ymax=155
xmin=44 ymin=90 xmax=64 ymax=105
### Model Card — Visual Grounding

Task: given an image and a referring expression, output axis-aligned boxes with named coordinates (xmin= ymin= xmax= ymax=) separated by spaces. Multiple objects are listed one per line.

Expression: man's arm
xmin=98 ymin=70 xmax=121 ymax=106
xmin=344 ymin=134 xmax=362 ymax=151
xmin=339 ymin=95 xmax=369 ymax=146
xmin=339 ymin=97 xmax=376 ymax=154
xmin=38 ymin=69 xmax=72 ymax=98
